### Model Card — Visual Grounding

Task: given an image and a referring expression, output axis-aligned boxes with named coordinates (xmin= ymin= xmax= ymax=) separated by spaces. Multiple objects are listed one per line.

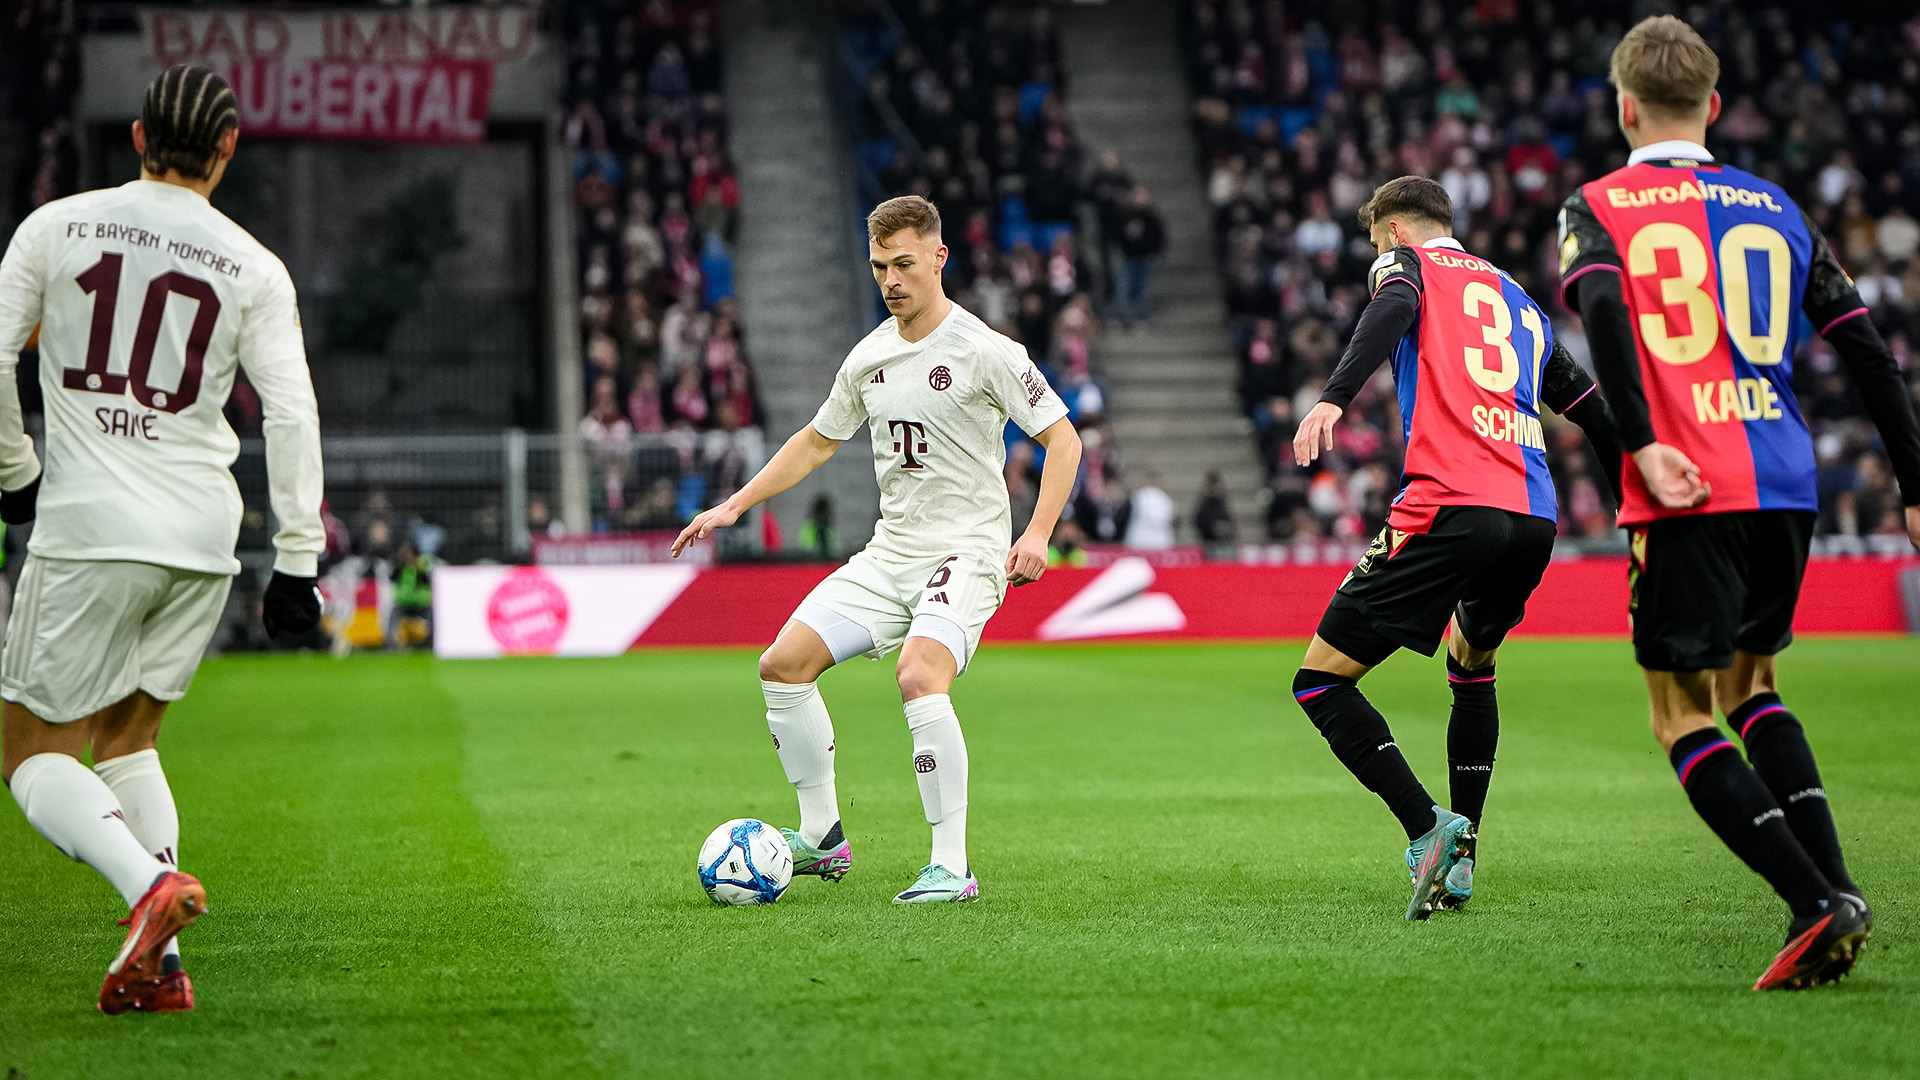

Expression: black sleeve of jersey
xmin=1794 ymin=213 xmax=1920 ymax=503
xmin=1823 ymin=315 xmax=1920 ymax=506
xmin=1320 ymin=278 xmax=1418 ymax=411
xmin=1569 ymin=270 xmax=1658 ymax=453
xmin=1556 ymin=187 xmax=1623 ymax=304
xmin=1541 ymin=342 xmax=1624 ymax=504
xmin=1799 ymin=210 xmax=1867 ymax=331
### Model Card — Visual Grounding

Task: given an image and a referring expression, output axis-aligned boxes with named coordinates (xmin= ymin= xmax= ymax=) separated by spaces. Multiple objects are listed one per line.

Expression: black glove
xmin=262 ymin=571 xmax=322 ymax=637
xmin=0 ymin=476 xmax=39 ymax=525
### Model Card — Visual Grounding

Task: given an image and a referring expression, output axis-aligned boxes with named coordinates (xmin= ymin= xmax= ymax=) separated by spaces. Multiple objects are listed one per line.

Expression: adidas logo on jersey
xmin=870 ymin=370 xmax=885 ymax=384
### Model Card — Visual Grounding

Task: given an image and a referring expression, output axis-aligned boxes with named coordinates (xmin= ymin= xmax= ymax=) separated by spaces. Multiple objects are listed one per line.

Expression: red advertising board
xmin=430 ymin=555 xmax=1918 ymax=657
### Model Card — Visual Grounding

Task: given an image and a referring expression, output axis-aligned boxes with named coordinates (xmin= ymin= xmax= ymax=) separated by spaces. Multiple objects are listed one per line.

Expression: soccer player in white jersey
xmin=0 ymin=66 xmax=324 ymax=1013
xmin=672 ymin=195 xmax=1082 ymax=903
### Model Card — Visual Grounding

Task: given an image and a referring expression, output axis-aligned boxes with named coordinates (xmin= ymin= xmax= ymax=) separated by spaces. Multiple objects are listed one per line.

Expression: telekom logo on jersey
xmin=888 ymin=420 xmax=929 ymax=469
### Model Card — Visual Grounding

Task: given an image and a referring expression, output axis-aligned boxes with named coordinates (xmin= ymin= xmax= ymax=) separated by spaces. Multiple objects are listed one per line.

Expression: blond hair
xmin=867 ymin=195 xmax=942 ymax=243
xmin=1610 ymin=15 xmax=1719 ymax=120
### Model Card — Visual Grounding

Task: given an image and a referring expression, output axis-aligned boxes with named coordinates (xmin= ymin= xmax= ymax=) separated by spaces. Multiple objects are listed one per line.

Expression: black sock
xmin=1669 ymin=728 xmax=1832 ymax=918
xmin=1445 ymin=657 xmax=1497 ymax=827
xmin=1730 ymin=693 xmax=1855 ymax=895
xmin=1295 ymin=669 xmax=1436 ymax=840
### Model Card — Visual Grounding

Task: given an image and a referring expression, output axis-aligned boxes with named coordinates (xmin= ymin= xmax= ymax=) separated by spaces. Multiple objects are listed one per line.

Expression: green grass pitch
xmin=1 ymin=639 xmax=1916 ymax=1078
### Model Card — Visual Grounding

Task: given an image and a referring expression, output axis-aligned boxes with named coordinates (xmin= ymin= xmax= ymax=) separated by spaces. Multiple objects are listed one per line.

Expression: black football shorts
xmin=1627 ymin=509 xmax=1815 ymax=672
xmin=1316 ymin=505 xmax=1559 ymax=667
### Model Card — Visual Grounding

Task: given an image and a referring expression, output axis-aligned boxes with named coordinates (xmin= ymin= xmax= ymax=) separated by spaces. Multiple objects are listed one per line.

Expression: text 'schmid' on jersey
xmin=1380 ymin=244 xmax=1558 ymax=533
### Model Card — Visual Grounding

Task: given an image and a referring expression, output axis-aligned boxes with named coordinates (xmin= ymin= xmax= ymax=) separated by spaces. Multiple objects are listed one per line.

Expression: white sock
xmin=763 ymin=680 xmax=840 ymax=846
xmin=904 ymin=694 xmax=969 ymax=875
xmin=10 ymin=753 xmax=166 ymax=907
xmin=95 ymin=749 xmax=181 ymax=959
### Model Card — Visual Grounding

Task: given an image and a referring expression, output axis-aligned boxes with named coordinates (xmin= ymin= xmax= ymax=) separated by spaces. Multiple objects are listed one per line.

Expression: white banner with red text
xmin=432 ymin=556 xmax=1920 ymax=658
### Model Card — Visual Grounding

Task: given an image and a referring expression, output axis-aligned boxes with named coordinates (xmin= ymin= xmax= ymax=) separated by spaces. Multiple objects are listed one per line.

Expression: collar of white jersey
xmin=1628 ymin=140 xmax=1712 ymax=166
xmin=893 ymin=298 xmax=962 ymax=344
xmin=1420 ymin=237 xmax=1465 ymax=251
xmin=129 ymin=178 xmax=210 ymax=203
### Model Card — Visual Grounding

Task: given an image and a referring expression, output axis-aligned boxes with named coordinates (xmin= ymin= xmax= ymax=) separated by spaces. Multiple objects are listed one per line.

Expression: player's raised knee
xmin=894 ymin=646 xmax=955 ymax=701
xmin=758 ymin=647 xmax=803 ymax=685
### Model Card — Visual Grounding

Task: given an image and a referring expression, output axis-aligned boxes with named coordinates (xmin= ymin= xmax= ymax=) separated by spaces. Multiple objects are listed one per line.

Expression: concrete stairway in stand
xmin=725 ymin=0 xmax=880 ymax=552
xmin=1058 ymin=0 xmax=1265 ymax=541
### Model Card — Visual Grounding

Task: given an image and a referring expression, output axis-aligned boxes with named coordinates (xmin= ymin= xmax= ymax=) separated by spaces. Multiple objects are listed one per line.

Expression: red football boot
xmin=99 ymin=872 xmax=207 ymax=1014
xmin=103 ymin=970 xmax=196 ymax=1014
xmin=1753 ymin=898 xmax=1871 ymax=991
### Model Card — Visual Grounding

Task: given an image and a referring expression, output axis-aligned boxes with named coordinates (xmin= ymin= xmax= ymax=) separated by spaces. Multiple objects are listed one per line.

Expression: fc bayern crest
xmin=929 ymin=365 xmax=953 ymax=390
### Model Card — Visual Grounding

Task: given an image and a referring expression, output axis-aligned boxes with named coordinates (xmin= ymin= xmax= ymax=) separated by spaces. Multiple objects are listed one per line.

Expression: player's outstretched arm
xmin=671 ymin=424 xmax=842 ymax=557
xmin=1009 ymin=417 xmax=1081 ymax=586
xmin=1803 ymin=217 xmax=1920 ymax=550
xmin=1820 ymin=315 xmax=1920 ymax=550
xmin=241 ymin=267 xmax=327 ymax=634
xmin=0 ymin=213 xmax=49 ymax=505
xmin=1295 ymin=277 xmax=1418 ymax=467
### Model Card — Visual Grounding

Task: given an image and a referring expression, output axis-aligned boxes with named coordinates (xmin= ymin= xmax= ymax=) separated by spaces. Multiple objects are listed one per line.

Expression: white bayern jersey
xmin=0 ymin=179 xmax=323 ymax=577
xmin=811 ymin=302 xmax=1069 ymax=559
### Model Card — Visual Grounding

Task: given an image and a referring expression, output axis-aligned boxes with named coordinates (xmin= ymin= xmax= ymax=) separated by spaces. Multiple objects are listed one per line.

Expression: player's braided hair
xmin=141 ymin=65 xmax=238 ymax=181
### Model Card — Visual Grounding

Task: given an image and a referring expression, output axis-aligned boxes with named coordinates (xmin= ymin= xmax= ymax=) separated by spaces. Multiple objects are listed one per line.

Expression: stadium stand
xmin=5 ymin=0 xmax=79 ymax=226
xmin=563 ymin=0 xmax=769 ymax=535
xmin=1180 ymin=1 xmax=1920 ymax=552
xmin=4 ymin=0 xmax=79 ymax=435
xmin=838 ymin=0 xmax=1136 ymax=549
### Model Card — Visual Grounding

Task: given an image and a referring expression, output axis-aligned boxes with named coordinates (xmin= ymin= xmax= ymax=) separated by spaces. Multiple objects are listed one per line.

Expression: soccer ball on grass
xmin=697 ymin=818 xmax=792 ymax=905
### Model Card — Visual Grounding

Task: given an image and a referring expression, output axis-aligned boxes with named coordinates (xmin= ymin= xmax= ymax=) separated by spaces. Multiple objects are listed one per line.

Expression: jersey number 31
xmin=66 ymin=252 xmax=219 ymax=413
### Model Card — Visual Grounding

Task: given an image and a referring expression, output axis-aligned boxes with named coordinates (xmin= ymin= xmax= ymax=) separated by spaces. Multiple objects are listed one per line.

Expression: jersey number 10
xmin=67 ymin=252 xmax=219 ymax=413
xmin=1625 ymin=222 xmax=1791 ymax=367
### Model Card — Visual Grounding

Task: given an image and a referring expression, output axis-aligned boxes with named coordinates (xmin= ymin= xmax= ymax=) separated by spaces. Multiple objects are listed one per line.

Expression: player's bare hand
xmin=1906 ymin=505 xmax=1920 ymax=553
xmin=1632 ymin=443 xmax=1711 ymax=510
xmin=1293 ymin=402 xmax=1344 ymax=467
xmin=671 ymin=502 xmax=742 ymax=557
xmin=1007 ymin=532 xmax=1049 ymax=586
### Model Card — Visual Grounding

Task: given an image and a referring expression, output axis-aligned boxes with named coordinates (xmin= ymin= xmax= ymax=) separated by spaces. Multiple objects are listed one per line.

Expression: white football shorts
xmin=792 ymin=547 xmax=1006 ymax=673
xmin=2 ymin=555 xmax=232 ymax=724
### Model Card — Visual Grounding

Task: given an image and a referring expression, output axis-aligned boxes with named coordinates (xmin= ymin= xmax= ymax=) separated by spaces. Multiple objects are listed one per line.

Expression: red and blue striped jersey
xmin=1559 ymin=158 xmax=1851 ymax=526
xmin=1371 ymin=240 xmax=1560 ymax=533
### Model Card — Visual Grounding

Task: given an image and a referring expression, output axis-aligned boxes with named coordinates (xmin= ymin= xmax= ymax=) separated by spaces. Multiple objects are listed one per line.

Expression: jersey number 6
xmin=68 ymin=252 xmax=219 ymax=413
xmin=1625 ymin=222 xmax=1791 ymax=367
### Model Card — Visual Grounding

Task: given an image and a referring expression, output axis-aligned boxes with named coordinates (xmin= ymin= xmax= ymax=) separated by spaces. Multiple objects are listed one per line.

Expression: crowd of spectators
xmin=1182 ymin=0 xmax=1920 ymax=549
xmin=6 ymin=0 xmax=78 ymax=229
xmin=843 ymin=0 xmax=1163 ymax=551
xmin=564 ymin=0 xmax=767 ymax=534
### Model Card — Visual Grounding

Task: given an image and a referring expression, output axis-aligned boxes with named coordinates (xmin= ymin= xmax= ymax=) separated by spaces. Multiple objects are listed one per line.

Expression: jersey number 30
xmin=67 ymin=252 xmax=219 ymax=413
xmin=1625 ymin=222 xmax=1790 ymax=367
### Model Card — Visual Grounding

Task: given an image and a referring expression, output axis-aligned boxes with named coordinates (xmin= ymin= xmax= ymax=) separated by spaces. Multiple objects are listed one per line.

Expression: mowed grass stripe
xmin=0 ymin=652 xmax=598 ymax=1079
xmin=1 ymin=641 xmax=1914 ymax=1078
xmin=444 ymin=641 xmax=1915 ymax=1079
